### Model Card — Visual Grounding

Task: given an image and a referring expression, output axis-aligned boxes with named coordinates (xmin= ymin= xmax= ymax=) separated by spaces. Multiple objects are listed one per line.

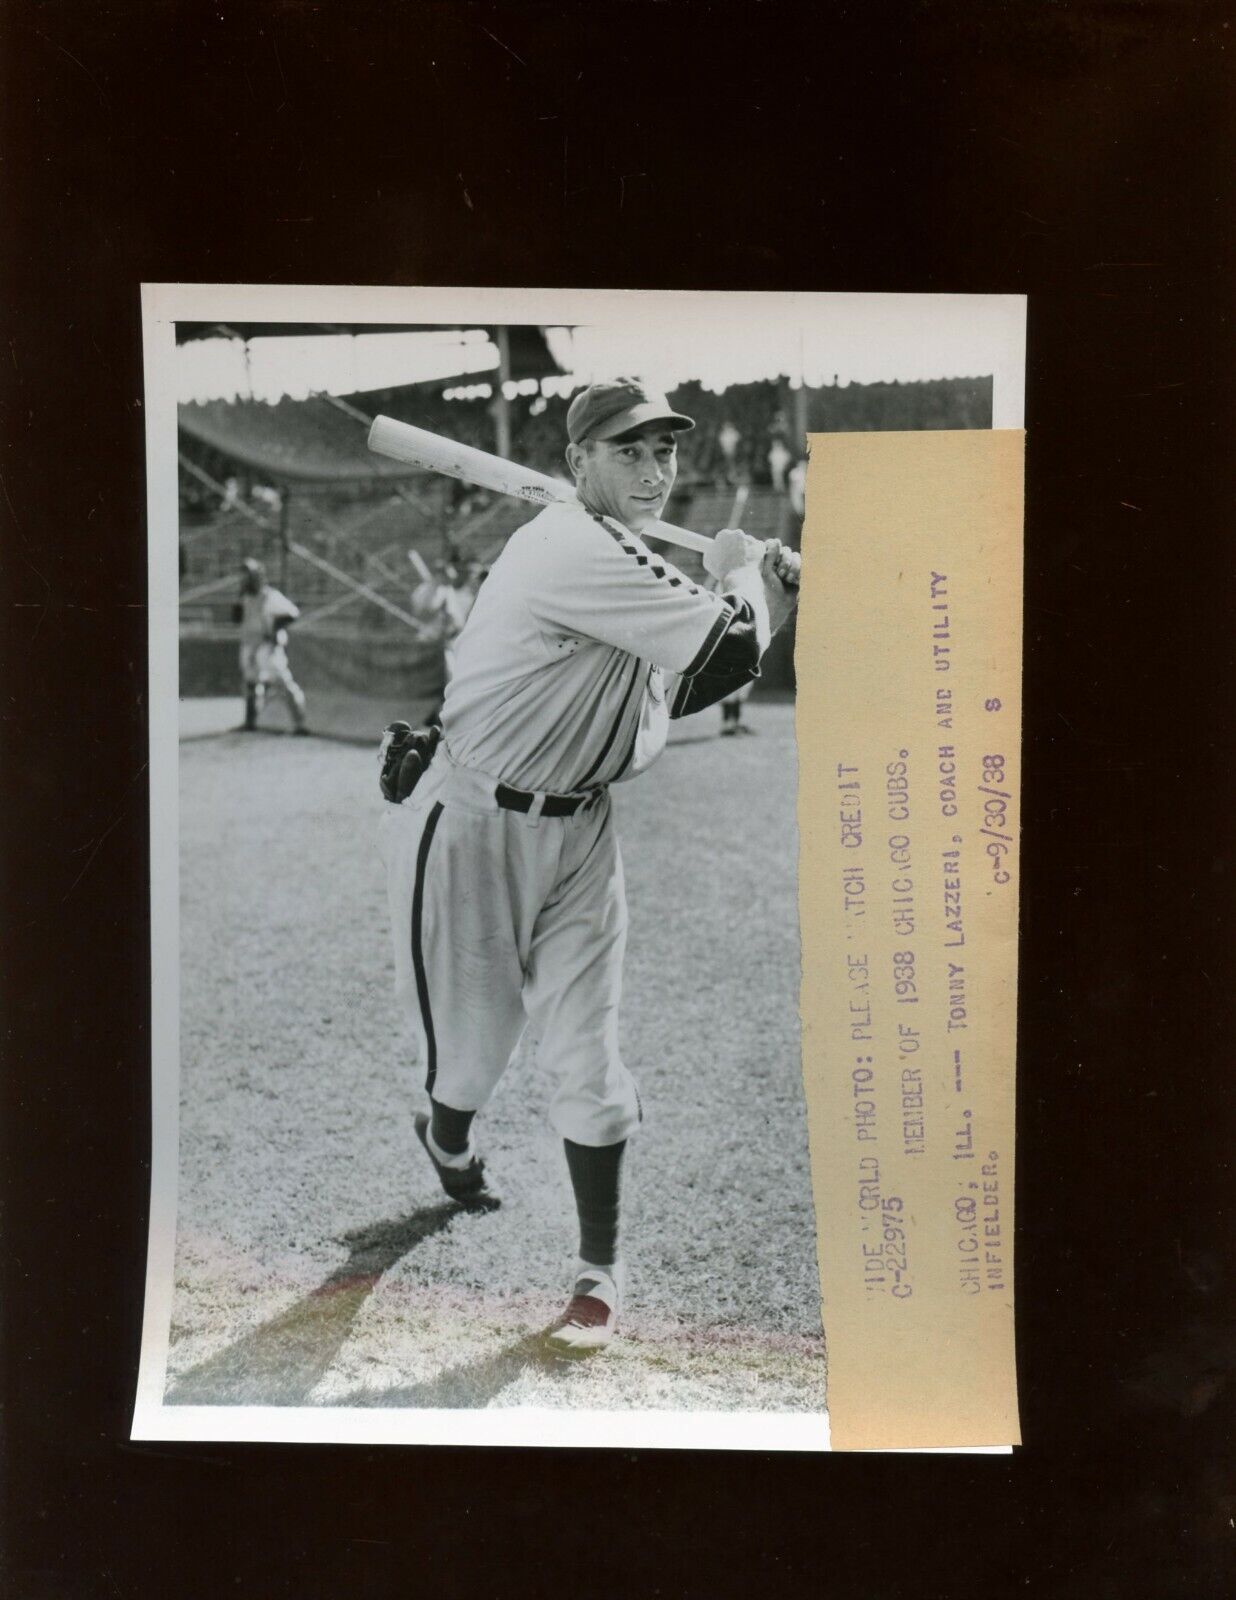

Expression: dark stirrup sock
xmin=563 ymin=1138 xmax=626 ymax=1266
xmin=430 ymin=1098 xmax=476 ymax=1157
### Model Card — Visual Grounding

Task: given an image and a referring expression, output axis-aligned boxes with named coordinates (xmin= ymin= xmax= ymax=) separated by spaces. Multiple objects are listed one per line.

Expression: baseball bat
xmin=728 ymin=483 xmax=750 ymax=526
xmin=406 ymin=547 xmax=434 ymax=585
xmin=368 ymin=414 xmax=713 ymax=557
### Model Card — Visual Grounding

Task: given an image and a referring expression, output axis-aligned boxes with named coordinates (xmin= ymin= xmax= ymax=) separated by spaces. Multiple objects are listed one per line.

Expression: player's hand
xmin=703 ymin=526 xmax=764 ymax=583
xmin=760 ymin=541 xmax=800 ymax=634
xmin=762 ymin=539 xmax=801 ymax=591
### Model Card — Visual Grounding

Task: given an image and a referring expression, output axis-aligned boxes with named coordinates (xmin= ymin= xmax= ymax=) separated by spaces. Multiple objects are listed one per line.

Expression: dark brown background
xmin=3 ymin=2 xmax=1232 ymax=1595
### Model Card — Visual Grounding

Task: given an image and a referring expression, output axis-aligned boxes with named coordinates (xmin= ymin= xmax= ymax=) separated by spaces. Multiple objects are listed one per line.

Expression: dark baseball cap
xmin=566 ymin=378 xmax=695 ymax=445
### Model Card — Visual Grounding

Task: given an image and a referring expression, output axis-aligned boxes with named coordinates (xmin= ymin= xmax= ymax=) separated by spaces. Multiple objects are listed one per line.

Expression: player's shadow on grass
xmin=349 ymin=1328 xmax=569 ymax=1411
xmin=165 ymin=1204 xmax=458 ymax=1407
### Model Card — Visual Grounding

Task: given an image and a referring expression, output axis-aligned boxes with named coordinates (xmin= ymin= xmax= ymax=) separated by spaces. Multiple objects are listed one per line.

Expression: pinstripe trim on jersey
xmin=611 ymin=666 xmax=655 ymax=781
xmin=587 ymin=512 xmax=706 ymax=596
xmin=578 ymin=656 xmax=642 ymax=786
xmin=683 ymin=601 xmax=736 ymax=677
xmin=411 ymin=801 xmax=445 ymax=1095
xmin=670 ymin=673 xmax=693 ymax=718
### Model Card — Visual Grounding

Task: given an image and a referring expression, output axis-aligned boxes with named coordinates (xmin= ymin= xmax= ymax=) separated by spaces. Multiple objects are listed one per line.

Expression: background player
xmin=718 ymin=677 xmax=755 ymax=736
xmin=378 ymin=379 xmax=798 ymax=1356
xmin=236 ymin=558 xmax=309 ymax=735
xmin=408 ymin=554 xmax=486 ymax=720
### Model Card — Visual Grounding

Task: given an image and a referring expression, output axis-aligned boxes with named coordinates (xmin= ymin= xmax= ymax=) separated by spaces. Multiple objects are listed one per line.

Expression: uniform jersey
xmin=440 ymin=500 xmax=737 ymax=793
xmin=240 ymin=585 xmax=299 ymax=645
xmin=411 ymin=580 xmax=474 ymax=641
xmin=239 ymin=585 xmax=306 ymax=725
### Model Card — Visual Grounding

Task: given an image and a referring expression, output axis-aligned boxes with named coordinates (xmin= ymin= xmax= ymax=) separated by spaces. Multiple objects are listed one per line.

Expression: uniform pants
xmin=241 ymin=640 xmax=306 ymax=722
xmin=377 ymin=751 xmax=640 ymax=1147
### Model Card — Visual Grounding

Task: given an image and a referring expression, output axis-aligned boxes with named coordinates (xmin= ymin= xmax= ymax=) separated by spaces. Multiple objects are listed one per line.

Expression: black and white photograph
xmin=134 ymin=286 xmax=1024 ymax=1448
xmin=10 ymin=0 xmax=1233 ymax=1586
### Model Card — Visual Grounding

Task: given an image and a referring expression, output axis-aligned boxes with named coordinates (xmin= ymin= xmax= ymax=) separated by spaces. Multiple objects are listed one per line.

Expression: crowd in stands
xmin=181 ymin=374 xmax=991 ymax=503
xmin=356 ymin=373 xmax=992 ymax=486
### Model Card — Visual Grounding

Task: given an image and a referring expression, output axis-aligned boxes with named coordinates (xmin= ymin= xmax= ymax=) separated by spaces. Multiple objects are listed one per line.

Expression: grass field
xmin=166 ymin=697 xmax=826 ymax=1418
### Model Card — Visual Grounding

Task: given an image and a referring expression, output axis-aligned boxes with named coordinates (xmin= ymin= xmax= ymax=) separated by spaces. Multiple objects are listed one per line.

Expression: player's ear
xmin=566 ymin=442 xmax=586 ymax=479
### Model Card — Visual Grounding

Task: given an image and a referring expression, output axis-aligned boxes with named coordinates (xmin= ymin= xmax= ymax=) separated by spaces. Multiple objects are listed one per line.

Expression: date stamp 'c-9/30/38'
xmin=797 ymin=429 xmax=1024 ymax=1452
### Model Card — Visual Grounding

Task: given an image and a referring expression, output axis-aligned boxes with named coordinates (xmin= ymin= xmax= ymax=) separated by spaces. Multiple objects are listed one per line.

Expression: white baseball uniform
xmin=240 ymin=584 xmax=307 ymax=721
xmin=240 ymin=585 xmax=302 ymax=691
xmin=379 ymin=498 xmax=762 ymax=1146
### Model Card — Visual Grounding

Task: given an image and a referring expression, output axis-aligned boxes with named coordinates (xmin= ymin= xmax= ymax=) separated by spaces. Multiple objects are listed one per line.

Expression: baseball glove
xmin=379 ymin=719 xmax=442 ymax=804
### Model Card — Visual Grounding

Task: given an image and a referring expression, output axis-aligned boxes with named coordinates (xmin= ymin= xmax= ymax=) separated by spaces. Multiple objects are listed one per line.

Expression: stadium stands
xmin=179 ymin=373 xmax=990 ymax=731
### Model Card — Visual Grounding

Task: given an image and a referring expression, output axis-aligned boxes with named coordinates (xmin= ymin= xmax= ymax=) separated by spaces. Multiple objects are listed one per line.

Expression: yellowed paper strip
xmin=798 ymin=430 xmax=1023 ymax=1450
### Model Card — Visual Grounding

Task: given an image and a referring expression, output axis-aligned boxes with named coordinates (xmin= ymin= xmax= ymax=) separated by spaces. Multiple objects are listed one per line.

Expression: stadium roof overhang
xmin=173 ymin=322 xmax=563 ymax=383
xmin=179 ymin=396 xmax=429 ymax=487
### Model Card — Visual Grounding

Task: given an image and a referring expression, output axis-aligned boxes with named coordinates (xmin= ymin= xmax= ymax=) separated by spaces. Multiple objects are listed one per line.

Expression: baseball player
xmin=718 ymin=677 xmax=756 ymax=736
xmin=410 ymin=562 xmax=481 ymax=703
xmin=236 ymin=558 xmax=309 ymax=734
xmin=377 ymin=379 xmax=799 ymax=1356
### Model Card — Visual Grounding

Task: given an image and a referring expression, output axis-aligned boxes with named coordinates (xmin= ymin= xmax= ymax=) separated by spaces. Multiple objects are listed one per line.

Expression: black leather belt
xmin=495 ymin=782 xmax=601 ymax=817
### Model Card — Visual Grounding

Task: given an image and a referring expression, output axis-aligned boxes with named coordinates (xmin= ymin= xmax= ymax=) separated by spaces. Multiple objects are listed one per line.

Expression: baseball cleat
xmin=414 ymin=1112 xmax=500 ymax=1211
xmin=545 ymin=1265 xmax=622 ymax=1357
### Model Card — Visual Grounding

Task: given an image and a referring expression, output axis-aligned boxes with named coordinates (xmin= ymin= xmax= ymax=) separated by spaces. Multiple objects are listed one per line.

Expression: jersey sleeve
xmin=664 ymin=597 xmax=764 ymax=717
xmin=263 ymin=588 xmax=301 ymax=625
xmin=529 ymin=510 xmax=736 ymax=677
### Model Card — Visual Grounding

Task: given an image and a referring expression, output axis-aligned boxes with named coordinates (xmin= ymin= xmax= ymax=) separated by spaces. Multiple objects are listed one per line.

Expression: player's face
xmin=569 ymin=425 xmax=679 ymax=533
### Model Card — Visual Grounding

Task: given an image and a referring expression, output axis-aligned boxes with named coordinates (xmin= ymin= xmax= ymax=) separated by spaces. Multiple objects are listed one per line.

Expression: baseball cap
xmin=566 ymin=378 xmax=695 ymax=445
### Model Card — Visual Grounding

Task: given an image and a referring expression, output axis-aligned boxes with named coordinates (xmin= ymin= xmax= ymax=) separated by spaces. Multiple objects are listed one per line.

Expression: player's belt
xmin=494 ymin=782 xmax=602 ymax=818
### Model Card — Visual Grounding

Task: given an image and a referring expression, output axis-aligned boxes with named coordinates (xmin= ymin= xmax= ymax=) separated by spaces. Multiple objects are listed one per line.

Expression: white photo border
xmin=133 ymin=283 xmax=1026 ymax=1451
